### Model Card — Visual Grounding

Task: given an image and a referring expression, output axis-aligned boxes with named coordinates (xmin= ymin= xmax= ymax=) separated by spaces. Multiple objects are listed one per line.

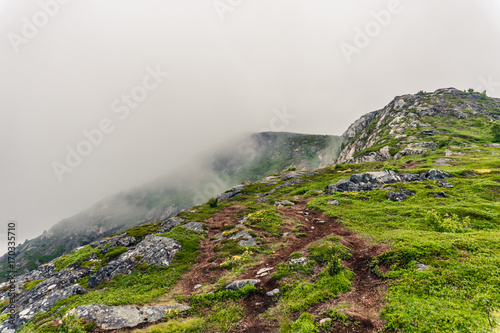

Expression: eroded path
xmin=164 ymin=200 xmax=388 ymax=332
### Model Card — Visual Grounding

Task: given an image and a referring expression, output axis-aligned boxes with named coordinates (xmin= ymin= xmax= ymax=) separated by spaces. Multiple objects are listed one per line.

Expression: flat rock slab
xmin=225 ymin=279 xmax=260 ymax=291
xmin=70 ymin=303 xmax=190 ymax=330
xmin=181 ymin=222 xmax=206 ymax=233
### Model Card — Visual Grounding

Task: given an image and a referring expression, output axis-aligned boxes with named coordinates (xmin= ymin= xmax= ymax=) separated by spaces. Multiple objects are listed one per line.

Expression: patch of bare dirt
xmin=157 ymin=200 xmax=388 ymax=333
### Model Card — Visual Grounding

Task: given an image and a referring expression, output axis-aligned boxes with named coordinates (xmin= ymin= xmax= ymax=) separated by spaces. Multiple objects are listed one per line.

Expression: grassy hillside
xmin=4 ymin=89 xmax=500 ymax=332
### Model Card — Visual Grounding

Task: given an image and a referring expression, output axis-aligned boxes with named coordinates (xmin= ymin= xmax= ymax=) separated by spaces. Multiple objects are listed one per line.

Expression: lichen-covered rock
xmin=325 ymin=169 xmax=453 ymax=194
xmin=69 ymin=303 xmax=190 ymax=330
xmin=437 ymin=180 xmax=454 ymax=188
xmin=87 ymin=235 xmax=181 ymax=288
xmin=387 ymin=189 xmax=415 ymax=202
xmin=181 ymin=222 xmax=205 ymax=233
xmin=0 ymin=284 xmax=87 ymax=332
xmin=158 ymin=217 xmax=184 ymax=233
xmin=225 ymin=279 xmax=260 ymax=291
xmin=218 ymin=185 xmax=247 ymax=201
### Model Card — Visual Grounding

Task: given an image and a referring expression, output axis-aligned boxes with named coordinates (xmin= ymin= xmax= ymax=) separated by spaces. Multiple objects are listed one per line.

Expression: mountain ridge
xmin=1 ymin=87 xmax=500 ymax=332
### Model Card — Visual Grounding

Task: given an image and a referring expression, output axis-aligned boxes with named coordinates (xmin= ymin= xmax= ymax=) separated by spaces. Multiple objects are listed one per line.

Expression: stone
xmin=437 ymin=180 xmax=454 ymax=188
xmin=0 ymin=284 xmax=87 ymax=332
xmin=256 ymin=267 xmax=274 ymax=277
xmin=238 ymin=238 xmax=257 ymax=246
xmin=422 ymin=169 xmax=454 ymax=180
xmin=180 ymin=222 xmax=205 ymax=233
xmin=157 ymin=217 xmax=184 ymax=233
xmin=325 ymin=169 xmax=452 ymax=194
xmin=214 ymin=233 xmax=224 ymax=240
xmin=416 ymin=263 xmax=430 ymax=271
xmin=290 ymin=257 xmax=310 ymax=265
xmin=387 ymin=189 xmax=415 ymax=202
xmin=434 ymin=158 xmax=453 ymax=167
xmin=280 ymin=171 xmax=305 ymax=181
xmin=69 ymin=303 xmax=190 ymax=330
xmin=140 ymin=304 xmax=190 ymax=322
xmin=194 ymin=284 xmax=202 ymax=289
xmin=225 ymin=279 xmax=260 ymax=291
xmin=327 ymin=199 xmax=340 ymax=205
xmin=425 ymin=185 xmax=434 ymax=189
xmin=429 ymin=192 xmax=447 ymax=198
xmin=229 ymin=230 xmax=252 ymax=241
xmin=319 ymin=318 xmax=332 ymax=325
xmin=274 ymin=200 xmax=295 ymax=207
xmin=218 ymin=185 xmax=247 ymax=201
xmin=87 ymin=235 xmax=182 ymax=289
xmin=266 ymin=288 xmax=280 ymax=296
xmin=483 ymin=143 xmax=500 ymax=148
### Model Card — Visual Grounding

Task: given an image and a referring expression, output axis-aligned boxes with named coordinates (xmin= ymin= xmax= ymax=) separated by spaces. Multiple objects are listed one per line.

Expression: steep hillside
xmin=0 ymin=132 xmax=342 ymax=282
xmin=1 ymin=88 xmax=500 ymax=333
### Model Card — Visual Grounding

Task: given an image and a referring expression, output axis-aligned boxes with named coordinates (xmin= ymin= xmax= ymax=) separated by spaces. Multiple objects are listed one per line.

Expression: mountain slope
xmin=1 ymin=88 xmax=500 ymax=333
xmin=338 ymin=87 xmax=500 ymax=164
xmin=0 ymin=132 xmax=343 ymax=281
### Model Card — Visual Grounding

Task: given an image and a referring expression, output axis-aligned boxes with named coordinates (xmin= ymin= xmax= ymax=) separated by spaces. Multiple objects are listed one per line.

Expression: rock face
xmin=337 ymin=88 xmax=500 ymax=164
xmin=325 ymin=169 xmax=453 ymax=194
xmin=87 ymin=235 xmax=181 ymax=288
xmin=69 ymin=303 xmax=190 ymax=330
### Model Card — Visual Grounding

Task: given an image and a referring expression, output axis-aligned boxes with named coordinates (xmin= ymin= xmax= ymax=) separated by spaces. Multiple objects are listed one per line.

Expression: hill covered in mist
xmin=0 ymin=132 xmax=343 ymax=280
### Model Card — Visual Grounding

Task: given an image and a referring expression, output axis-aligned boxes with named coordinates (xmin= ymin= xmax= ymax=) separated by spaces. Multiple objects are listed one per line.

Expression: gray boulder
xmin=437 ymin=180 xmax=454 ymax=188
xmin=87 ymin=235 xmax=181 ymax=288
xmin=158 ymin=217 xmax=184 ymax=233
xmin=0 ymin=284 xmax=87 ymax=331
xmin=387 ymin=189 xmax=415 ymax=202
xmin=429 ymin=192 xmax=448 ymax=198
xmin=70 ymin=303 xmax=191 ymax=330
xmin=325 ymin=169 xmax=453 ymax=194
xmin=181 ymin=222 xmax=205 ymax=233
xmin=225 ymin=279 xmax=260 ymax=291
xmin=290 ymin=257 xmax=310 ymax=265
xmin=218 ymin=185 xmax=247 ymax=201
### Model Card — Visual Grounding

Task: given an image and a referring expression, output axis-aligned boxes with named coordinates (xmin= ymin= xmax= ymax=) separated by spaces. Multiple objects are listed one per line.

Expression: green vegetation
xmin=53 ymin=246 xmax=101 ymax=272
xmin=245 ymin=208 xmax=282 ymax=234
xmin=0 ymin=314 xmax=9 ymax=324
xmin=208 ymin=197 xmax=218 ymax=208
xmin=492 ymin=123 xmax=500 ymax=142
xmin=24 ymin=279 xmax=45 ymax=291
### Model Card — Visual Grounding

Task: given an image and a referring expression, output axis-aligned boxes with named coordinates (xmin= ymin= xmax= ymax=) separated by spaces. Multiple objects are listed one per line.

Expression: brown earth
xmin=162 ymin=200 xmax=389 ymax=333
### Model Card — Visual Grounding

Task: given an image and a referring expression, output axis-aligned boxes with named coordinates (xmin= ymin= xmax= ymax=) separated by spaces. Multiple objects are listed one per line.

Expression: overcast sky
xmin=1 ymin=0 xmax=500 ymax=250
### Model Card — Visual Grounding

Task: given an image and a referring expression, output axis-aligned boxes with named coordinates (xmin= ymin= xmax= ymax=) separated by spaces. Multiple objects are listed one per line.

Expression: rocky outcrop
xmin=218 ymin=185 xmax=247 ymax=201
xmin=87 ymin=235 xmax=181 ymax=288
xmin=325 ymin=169 xmax=453 ymax=194
xmin=69 ymin=303 xmax=190 ymax=330
xmin=337 ymin=88 xmax=500 ymax=164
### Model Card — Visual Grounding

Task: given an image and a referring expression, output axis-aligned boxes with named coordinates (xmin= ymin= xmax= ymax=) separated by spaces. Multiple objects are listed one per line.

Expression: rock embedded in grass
xmin=225 ymin=279 xmax=260 ymax=291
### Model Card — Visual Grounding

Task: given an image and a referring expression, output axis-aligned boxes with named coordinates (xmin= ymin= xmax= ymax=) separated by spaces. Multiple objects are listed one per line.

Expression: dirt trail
xmin=167 ymin=201 xmax=387 ymax=332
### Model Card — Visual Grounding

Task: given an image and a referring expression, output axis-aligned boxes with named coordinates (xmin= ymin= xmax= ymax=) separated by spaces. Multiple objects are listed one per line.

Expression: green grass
xmin=53 ymin=246 xmax=101 ymax=272
xmin=245 ymin=208 xmax=282 ymax=234
xmin=307 ymin=167 xmax=500 ymax=332
xmin=24 ymin=279 xmax=45 ymax=291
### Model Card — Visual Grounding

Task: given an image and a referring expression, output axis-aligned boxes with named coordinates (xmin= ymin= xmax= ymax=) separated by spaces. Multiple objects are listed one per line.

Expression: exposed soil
xmin=150 ymin=200 xmax=388 ymax=332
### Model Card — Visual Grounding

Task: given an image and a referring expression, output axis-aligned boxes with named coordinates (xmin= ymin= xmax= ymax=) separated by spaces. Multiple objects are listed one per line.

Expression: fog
xmin=1 ymin=0 xmax=500 ymax=251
